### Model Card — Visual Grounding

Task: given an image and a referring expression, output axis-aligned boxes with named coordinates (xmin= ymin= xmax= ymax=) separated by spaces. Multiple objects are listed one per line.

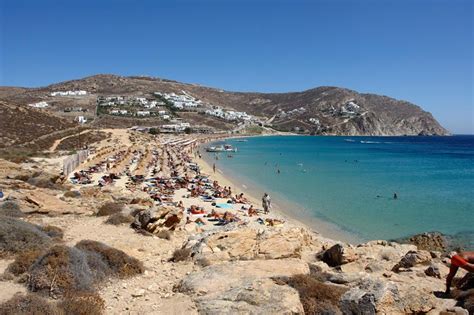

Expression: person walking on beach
xmin=213 ymin=163 xmax=216 ymax=173
xmin=445 ymin=251 xmax=474 ymax=295
xmin=262 ymin=193 xmax=271 ymax=214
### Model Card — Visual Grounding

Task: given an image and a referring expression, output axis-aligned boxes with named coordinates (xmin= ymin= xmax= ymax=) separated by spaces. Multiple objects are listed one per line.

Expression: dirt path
xmin=47 ymin=129 xmax=93 ymax=152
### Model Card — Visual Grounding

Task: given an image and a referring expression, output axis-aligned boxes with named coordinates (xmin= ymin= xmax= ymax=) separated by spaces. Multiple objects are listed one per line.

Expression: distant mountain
xmin=0 ymin=74 xmax=449 ymax=140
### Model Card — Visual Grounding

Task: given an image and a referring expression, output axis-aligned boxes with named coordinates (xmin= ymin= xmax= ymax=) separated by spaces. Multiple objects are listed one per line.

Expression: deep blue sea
xmin=206 ymin=135 xmax=474 ymax=248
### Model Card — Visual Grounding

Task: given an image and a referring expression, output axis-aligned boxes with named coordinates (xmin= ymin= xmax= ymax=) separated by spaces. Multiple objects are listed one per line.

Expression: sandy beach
xmin=0 ymin=129 xmax=469 ymax=314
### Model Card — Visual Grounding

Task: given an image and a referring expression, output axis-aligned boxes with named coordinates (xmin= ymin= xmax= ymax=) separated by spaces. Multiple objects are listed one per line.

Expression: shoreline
xmin=195 ymin=139 xmax=362 ymax=245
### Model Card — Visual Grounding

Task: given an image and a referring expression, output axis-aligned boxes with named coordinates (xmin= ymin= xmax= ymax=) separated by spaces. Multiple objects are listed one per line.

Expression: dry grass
xmin=58 ymin=291 xmax=105 ymax=315
xmin=0 ymin=216 xmax=52 ymax=258
xmin=28 ymin=241 xmax=143 ymax=297
xmin=6 ymin=248 xmax=45 ymax=276
xmin=63 ymin=190 xmax=81 ymax=198
xmin=96 ymin=202 xmax=124 ymax=216
xmin=171 ymin=247 xmax=192 ymax=262
xmin=0 ymin=293 xmax=62 ymax=315
xmin=0 ymin=201 xmax=24 ymax=217
xmin=104 ymin=213 xmax=134 ymax=225
xmin=27 ymin=174 xmax=64 ymax=190
xmin=40 ymin=225 xmax=64 ymax=240
xmin=276 ymin=274 xmax=347 ymax=315
xmin=28 ymin=245 xmax=89 ymax=297
xmin=75 ymin=240 xmax=144 ymax=278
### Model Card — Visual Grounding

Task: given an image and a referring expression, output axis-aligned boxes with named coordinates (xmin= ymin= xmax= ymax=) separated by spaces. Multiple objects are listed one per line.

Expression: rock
xmin=184 ymin=227 xmax=312 ymax=265
xmin=321 ymin=243 xmax=358 ymax=267
xmin=195 ymin=278 xmax=304 ymax=314
xmin=425 ymin=265 xmax=441 ymax=278
xmin=340 ymin=277 xmax=438 ymax=314
xmin=178 ymin=258 xmax=309 ymax=295
xmin=407 ymin=232 xmax=447 ymax=252
xmin=392 ymin=250 xmax=432 ymax=272
xmin=132 ymin=289 xmax=146 ymax=297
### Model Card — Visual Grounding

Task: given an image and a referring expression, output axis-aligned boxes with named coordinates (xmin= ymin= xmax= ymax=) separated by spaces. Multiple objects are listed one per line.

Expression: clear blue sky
xmin=1 ymin=0 xmax=472 ymax=133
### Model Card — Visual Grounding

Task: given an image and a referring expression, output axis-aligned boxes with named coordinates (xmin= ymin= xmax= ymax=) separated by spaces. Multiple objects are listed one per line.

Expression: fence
xmin=63 ymin=150 xmax=89 ymax=176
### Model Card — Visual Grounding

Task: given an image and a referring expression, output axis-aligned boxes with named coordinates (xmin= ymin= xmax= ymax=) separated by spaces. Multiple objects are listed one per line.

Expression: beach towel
xmin=216 ymin=203 xmax=233 ymax=209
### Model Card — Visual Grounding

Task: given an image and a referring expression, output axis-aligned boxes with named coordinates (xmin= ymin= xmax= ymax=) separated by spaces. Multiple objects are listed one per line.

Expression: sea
xmin=204 ymin=135 xmax=474 ymax=248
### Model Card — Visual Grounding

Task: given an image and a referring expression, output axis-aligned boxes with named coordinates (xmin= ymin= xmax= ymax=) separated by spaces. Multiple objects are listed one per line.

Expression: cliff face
xmin=0 ymin=74 xmax=449 ymax=136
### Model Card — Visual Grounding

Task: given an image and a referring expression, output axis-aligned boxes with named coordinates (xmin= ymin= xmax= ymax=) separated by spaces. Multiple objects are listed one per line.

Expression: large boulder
xmin=321 ymin=243 xmax=358 ymax=267
xmin=406 ymin=232 xmax=447 ymax=252
xmin=183 ymin=227 xmax=313 ymax=265
xmin=178 ymin=259 xmax=309 ymax=314
xmin=195 ymin=278 xmax=304 ymax=314
xmin=178 ymin=258 xmax=309 ymax=295
xmin=340 ymin=277 xmax=438 ymax=314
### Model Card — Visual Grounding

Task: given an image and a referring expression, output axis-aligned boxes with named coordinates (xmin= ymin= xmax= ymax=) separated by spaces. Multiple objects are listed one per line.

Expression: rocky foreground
xmin=0 ymin=131 xmax=471 ymax=314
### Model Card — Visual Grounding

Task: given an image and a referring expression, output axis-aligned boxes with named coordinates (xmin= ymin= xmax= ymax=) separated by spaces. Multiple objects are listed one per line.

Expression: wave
xmin=360 ymin=140 xmax=381 ymax=144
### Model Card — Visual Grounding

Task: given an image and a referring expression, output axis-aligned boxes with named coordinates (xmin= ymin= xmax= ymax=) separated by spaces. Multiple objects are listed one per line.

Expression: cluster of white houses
xmin=154 ymin=91 xmax=202 ymax=110
xmin=51 ymin=90 xmax=87 ymax=96
xmin=97 ymin=96 xmax=170 ymax=119
xmin=205 ymin=107 xmax=253 ymax=121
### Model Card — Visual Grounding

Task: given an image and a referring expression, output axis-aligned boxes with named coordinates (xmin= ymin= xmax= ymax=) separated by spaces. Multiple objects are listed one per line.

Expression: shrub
xmin=0 ymin=216 xmax=52 ymax=258
xmin=277 ymin=274 xmax=348 ymax=314
xmin=6 ymin=248 xmax=45 ymax=276
xmin=28 ymin=245 xmax=95 ymax=297
xmin=75 ymin=240 xmax=144 ymax=278
xmin=96 ymin=203 xmax=124 ymax=216
xmin=0 ymin=293 xmax=61 ymax=315
xmin=64 ymin=191 xmax=81 ymax=198
xmin=0 ymin=201 xmax=24 ymax=217
xmin=58 ymin=291 xmax=105 ymax=315
xmin=40 ymin=225 xmax=64 ymax=240
xmin=171 ymin=247 xmax=192 ymax=262
xmin=27 ymin=174 xmax=64 ymax=190
xmin=104 ymin=213 xmax=134 ymax=226
xmin=27 ymin=240 xmax=144 ymax=298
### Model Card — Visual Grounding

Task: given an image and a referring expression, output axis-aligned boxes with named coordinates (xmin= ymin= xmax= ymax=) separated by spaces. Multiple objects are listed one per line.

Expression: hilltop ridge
xmin=0 ymin=74 xmax=449 ymax=148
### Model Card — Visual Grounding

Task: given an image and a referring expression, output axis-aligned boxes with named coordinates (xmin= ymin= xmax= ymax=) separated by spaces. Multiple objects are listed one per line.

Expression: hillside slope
xmin=0 ymin=74 xmax=449 ymax=136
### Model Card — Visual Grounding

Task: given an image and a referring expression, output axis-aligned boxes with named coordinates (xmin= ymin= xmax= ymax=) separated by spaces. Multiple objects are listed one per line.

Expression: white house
xmin=29 ymin=101 xmax=49 ymax=108
xmin=137 ymin=111 xmax=150 ymax=116
xmin=75 ymin=116 xmax=87 ymax=124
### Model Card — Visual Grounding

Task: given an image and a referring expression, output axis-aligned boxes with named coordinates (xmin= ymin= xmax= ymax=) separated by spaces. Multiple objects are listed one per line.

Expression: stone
xmin=407 ymin=232 xmax=447 ymax=252
xmin=132 ymin=289 xmax=146 ymax=297
xmin=425 ymin=265 xmax=441 ymax=278
xmin=392 ymin=250 xmax=432 ymax=272
xmin=195 ymin=278 xmax=304 ymax=314
xmin=321 ymin=243 xmax=358 ymax=267
xmin=185 ymin=227 xmax=312 ymax=265
xmin=178 ymin=258 xmax=309 ymax=295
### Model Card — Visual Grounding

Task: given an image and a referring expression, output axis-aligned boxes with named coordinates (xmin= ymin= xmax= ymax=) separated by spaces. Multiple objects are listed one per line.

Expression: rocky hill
xmin=0 ymin=74 xmax=449 ymax=136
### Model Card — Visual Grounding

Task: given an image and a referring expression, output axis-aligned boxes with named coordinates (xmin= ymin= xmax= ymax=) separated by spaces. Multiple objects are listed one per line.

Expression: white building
xmin=75 ymin=116 xmax=87 ymax=124
xmin=29 ymin=101 xmax=49 ymax=108
xmin=51 ymin=90 xmax=87 ymax=96
xmin=137 ymin=111 xmax=150 ymax=116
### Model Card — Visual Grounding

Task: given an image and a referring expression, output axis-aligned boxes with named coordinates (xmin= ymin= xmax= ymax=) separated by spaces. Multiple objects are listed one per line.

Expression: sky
xmin=0 ymin=0 xmax=472 ymax=134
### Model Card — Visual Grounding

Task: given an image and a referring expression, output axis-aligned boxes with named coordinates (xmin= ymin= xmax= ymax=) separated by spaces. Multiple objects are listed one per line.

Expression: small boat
xmin=344 ymin=139 xmax=356 ymax=143
xmin=236 ymin=139 xmax=248 ymax=142
xmin=206 ymin=144 xmax=237 ymax=153
xmin=205 ymin=146 xmax=224 ymax=152
xmin=224 ymin=144 xmax=237 ymax=152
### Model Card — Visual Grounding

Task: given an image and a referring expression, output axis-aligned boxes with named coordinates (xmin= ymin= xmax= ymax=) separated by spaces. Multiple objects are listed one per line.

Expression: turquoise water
xmin=205 ymin=136 xmax=474 ymax=247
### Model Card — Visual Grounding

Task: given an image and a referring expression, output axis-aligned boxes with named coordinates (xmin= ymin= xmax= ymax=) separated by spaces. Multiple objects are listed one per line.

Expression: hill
xmin=0 ymin=74 xmax=449 ymax=139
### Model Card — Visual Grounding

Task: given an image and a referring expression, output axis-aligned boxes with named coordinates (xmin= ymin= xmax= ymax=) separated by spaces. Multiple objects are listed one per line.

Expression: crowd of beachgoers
xmin=68 ymin=134 xmax=285 ymax=231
